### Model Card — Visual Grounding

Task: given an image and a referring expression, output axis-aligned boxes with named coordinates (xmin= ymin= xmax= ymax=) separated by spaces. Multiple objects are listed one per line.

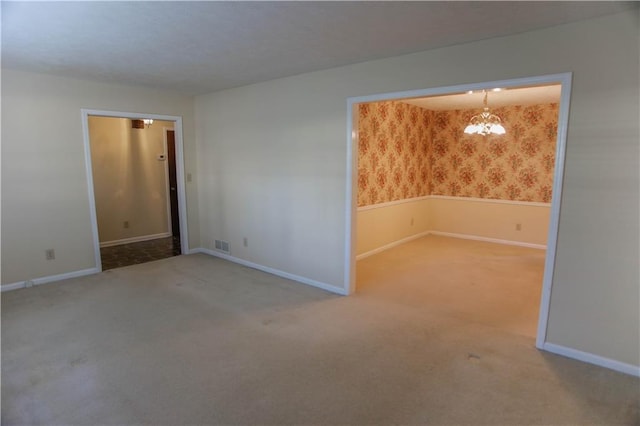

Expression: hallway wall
xmin=89 ymin=117 xmax=174 ymax=245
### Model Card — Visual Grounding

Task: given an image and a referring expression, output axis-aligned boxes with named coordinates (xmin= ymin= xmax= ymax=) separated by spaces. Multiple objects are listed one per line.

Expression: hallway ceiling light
xmin=132 ymin=119 xmax=154 ymax=129
xmin=464 ymin=91 xmax=506 ymax=136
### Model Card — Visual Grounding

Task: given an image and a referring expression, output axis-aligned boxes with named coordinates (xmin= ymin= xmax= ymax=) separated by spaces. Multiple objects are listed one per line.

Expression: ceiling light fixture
xmin=132 ymin=119 xmax=154 ymax=129
xmin=464 ymin=91 xmax=506 ymax=136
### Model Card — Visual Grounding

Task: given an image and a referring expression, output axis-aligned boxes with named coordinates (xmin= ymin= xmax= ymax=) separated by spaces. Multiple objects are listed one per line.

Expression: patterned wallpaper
xmin=430 ymin=103 xmax=559 ymax=202
xmin=357 ymin=102 xmax=431 ymax=206
xmin=357 ymin=101 xmax=558 ymax=207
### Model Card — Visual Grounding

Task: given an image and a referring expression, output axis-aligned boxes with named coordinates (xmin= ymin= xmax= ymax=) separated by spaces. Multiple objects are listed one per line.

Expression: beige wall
xmin=195 ymin=12 xmax=639 ymax=367
xmin=1 ymin=69 xmax=198 ymax=284
xmin=429 ymin=197 xmax=550 ymax=246
xmin=89 ymin=117 xmax=174 ymax=244
xmin=357 ymin=198 xmax=430 ymax=256
xmin=357 ymin=197 xmax=549 ymax=257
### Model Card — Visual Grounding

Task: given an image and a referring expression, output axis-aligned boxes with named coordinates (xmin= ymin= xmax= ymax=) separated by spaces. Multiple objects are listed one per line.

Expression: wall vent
xmin=214 ymin=239 xmax=230 ymax=253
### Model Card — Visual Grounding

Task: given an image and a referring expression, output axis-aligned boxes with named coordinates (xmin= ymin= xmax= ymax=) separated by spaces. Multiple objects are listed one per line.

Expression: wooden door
xmin=167 ymin=130 xmax=180 ymax=238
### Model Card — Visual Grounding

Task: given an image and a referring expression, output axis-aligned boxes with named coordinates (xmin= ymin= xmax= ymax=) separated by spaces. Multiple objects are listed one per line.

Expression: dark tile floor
xmin=100 ymin=236 xmax=181 ymax=271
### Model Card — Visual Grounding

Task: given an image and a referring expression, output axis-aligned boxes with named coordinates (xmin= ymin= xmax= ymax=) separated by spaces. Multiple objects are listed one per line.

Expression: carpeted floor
xmin=2 ymin=236 xmax=638 ymax=425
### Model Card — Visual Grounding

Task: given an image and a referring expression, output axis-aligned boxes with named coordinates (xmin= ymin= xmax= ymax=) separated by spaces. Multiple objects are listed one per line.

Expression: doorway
xmin=166 ymin=130 xmax=180 ymax=240
xmin=81 ymin=110 xmax=189 ymax=272
xmin=344 ymin=73 xmax=572 ymax=349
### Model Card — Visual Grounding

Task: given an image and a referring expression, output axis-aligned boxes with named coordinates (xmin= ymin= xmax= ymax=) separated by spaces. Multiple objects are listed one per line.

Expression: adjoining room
xmin=87 ymin=116 xmax=181 ymax=270
xmin=355 ymin=84 xmax=561 ymax=338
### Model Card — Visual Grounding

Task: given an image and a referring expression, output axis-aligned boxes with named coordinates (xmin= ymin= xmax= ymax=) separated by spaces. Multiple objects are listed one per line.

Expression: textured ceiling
xmin=2 ymin=1 xmax=636 ymax=95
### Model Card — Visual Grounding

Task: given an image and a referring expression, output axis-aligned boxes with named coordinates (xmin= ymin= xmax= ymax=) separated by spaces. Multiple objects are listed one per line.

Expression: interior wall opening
xmin=82 ymin=111 xmax=189 ymax=272
xmin=346 ymin=74 xmax=571 ymax=347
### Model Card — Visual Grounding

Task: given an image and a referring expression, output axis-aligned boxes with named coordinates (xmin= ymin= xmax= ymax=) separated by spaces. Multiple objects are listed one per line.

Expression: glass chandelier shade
xmin=464 ymin=91 xmax=506 ymax=136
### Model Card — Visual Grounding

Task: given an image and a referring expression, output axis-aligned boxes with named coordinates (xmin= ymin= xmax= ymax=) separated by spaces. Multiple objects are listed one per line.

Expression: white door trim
xmin=344 ymin=72 xmax=573 ymax=351
xmin=81 ymin=109 xmax=190 ymax=271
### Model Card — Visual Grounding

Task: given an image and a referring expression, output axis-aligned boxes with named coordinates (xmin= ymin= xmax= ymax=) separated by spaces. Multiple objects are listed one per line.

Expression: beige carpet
xmin=357 ymin=235 xmax=545 ymax=338
xmin=2 ymin=236 xmax=639 ymax=425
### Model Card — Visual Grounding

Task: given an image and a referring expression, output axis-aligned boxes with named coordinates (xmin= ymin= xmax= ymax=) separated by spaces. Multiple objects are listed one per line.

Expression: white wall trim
xmin=344 ymin=102 xmax=358 ymax=294
xmin=81 ymin=109 xmax=190 ymax=273
xmin=1 ymin=268 xmax=100 ymax=292
xmin=99 ymin=232 xmax=172 ymax=248
xmin=535 ymin=73 xmax=572 ymax=349
xmin=357 ymin=195 xmax=550 ymax=212
xmin=428 ymin=231 xmax=547 ymax=250
xmin=192 ymin=248 xmax=348 ymax=296
xmin=429 ymin=195 xmax=551 ymax=208
xmin=81 ymin=112 xmax=104 ymax=273
xmin=357 ymin=231 xmax=430 ymax=260
xmin=542 ymin=342 xmax=640 ymax=377
xmin=357 ymin=196 xmax=430 ymax=212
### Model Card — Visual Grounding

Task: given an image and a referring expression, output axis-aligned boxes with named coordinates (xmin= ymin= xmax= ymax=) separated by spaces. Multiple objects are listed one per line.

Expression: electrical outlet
xmin=187 ymin=173 xmax=192 ymax=182
xmin=243 ymin=237 xmax=248 ymax=247
xmin=123 ymin=221 xmax=129 ymax=229
xmin=516 ymin=223 xmax=522 ymax=231
xmin=45 ymin=249 xmax=55 ymax=260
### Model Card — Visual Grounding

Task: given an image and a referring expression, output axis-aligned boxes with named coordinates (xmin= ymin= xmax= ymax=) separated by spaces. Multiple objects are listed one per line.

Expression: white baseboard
xmin=542 ymin=342 xmax=640 ymax=377
xmin=428 ymin=231 xmax=547 ymax=250
xmin=356 ymin=230 xmax=545 ymax=261
xmin=356 ymin=231 xmax=430 ymax=261
xmin=191 ymin=248 xmax=348 ymax=296
xmin=1 ymin=267 xmax=100 ymax=292
xmin=99 ymin=232 xmax=172 ymax=248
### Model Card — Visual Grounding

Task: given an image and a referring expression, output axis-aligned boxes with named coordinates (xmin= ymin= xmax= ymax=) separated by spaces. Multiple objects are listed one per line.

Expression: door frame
xmin=81 ymin=109 xmax=190 ymax=271
xmin=162 ymin=127 xmax=178 ymax=237
xmin=343 ymin=73 xmax=573 ymax=349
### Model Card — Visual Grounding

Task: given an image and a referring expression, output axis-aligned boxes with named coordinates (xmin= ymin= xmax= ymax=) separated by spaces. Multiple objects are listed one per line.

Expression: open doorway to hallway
xmin=85 ymin=115 xmax=184 ymax=270
xmin=346 ymin=74 xmax=571 ymax=346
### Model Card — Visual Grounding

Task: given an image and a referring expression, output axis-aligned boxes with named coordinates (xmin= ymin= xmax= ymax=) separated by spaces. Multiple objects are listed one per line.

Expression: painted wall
xmin=429 ymin=197 xmax=550 ymax=247
xmin=356 ymin=197 xmax=549 ymax=257
xmin=195 ymin=12 xmax=639 ymax=367
xmin=357 ymin=198 xmax=430 ymax=256
xmin=1 ymin=69 xmax=198 ymax=284
xmin=89 ymin=117 xmax=174 ymax=244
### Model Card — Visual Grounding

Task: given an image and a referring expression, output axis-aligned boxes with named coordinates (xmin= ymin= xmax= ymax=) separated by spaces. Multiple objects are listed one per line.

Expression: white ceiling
xmin=2 ymin=2 xmax=636 ymax=95
xmin=403 ymin=85 xmax=562 ymax=110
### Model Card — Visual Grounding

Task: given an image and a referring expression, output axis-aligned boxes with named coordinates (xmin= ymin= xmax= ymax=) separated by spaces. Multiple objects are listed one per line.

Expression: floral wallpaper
xmin=357 ymin=101 xmax=431 ymax=206
xmin=357 ymin=101 xmax=559 ymax=207
xmin=430 ymin=103 xmax=559 ymax=203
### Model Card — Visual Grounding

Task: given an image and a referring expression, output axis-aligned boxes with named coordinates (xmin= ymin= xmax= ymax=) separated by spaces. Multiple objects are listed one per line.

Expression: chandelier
xmin=464 ymin=91 xmax=506 ymax=136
